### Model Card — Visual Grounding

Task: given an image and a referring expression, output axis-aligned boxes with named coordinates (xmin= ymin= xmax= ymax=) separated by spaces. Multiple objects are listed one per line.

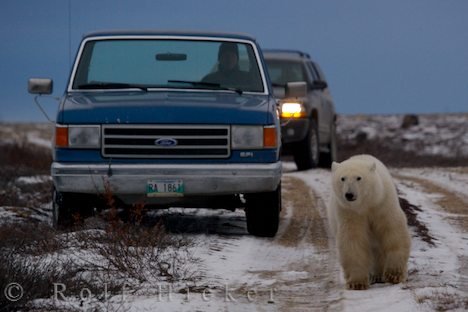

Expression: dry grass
xmin=0 ymin=223 xmax=89 ymax=311
xmin=74 ymin=216 xmax=199 ymax=285
xmin=0 ymin=141 xmax=52 ymax=208
xmin=0 ymin=140 xmax=199 ymax=310
xmin=416 ymin=289 xmax=468 ymax=311
xmin=0 ymin=213 xmax=199 ymax=310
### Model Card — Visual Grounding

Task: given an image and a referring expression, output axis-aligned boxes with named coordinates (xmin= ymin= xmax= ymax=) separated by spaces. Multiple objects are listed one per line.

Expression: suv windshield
xmin=72 ymin=39 xmax=265 ymax=93
xmin=265 ymin=60 xmax=306 ymax=86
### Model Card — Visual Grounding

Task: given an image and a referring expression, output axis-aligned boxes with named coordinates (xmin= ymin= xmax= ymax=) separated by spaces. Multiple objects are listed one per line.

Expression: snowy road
xmin=123 ymin=162 xmax=467 ymax=311
xmin=1 ymin=161 xmax=467 ymax=311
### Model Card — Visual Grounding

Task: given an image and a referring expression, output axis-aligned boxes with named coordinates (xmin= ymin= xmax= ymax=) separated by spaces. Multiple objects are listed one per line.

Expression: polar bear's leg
xmin=380 ymin=221 xmax=411 ymax=284
xmin=337 ymin=217 xmax=371 ymax=290
xmin=369 ymin=237 xmax=385 ymax=283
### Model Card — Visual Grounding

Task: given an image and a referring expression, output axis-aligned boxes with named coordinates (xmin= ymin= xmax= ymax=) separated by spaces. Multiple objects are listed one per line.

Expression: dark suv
xmin=264 ymin=50 xmax=337 ymax=170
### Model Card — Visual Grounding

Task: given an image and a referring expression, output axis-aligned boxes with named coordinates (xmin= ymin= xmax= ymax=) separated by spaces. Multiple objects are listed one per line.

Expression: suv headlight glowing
xmin=281 ymin=102 xmax=307 ymax=118
xmin=55 ymin=125 xmax=101 ymax=148
xmin=232 ymin=125 xmax=278 ymax=149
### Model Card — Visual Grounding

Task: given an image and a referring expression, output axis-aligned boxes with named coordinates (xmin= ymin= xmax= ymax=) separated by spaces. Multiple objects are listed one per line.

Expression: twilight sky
xmin=1 ymin=0 xmax=467 ymax=121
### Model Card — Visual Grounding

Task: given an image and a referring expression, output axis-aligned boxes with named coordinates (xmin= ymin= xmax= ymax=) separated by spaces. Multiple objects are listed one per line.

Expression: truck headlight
xmin=232 ymin=125 xmax=278 ymax=149
xmin=55 ymin=125 xmax=101 ymax=148
xmin=280 ymin=102 xmax=306 ymax=118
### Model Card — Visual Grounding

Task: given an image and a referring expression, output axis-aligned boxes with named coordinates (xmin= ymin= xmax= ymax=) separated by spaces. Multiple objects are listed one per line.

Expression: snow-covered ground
xmin=337 ymin=113 xmax=468 ymax=159
xmin=0 ymin=116 xmax=467 ymax=311
xmin=1 ymin=163 xmax=466 ymax=311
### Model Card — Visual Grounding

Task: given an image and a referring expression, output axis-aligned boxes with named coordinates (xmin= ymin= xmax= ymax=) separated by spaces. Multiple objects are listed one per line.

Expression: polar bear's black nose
xmin=345 ymin=192 xmax=356 ymax=201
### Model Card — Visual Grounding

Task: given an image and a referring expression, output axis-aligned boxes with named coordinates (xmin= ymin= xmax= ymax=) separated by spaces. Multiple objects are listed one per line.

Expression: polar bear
xmin=328 ymin=154 xmax=411 ymax=290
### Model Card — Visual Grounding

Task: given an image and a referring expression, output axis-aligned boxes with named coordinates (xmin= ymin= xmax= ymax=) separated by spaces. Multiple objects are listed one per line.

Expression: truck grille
xmin=102 ymin=125 xmax=230 ymax=158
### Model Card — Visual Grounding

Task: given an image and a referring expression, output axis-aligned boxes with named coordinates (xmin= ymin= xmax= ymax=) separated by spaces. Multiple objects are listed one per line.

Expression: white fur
xmin=328 ymin=154 xmax=411 ymax=290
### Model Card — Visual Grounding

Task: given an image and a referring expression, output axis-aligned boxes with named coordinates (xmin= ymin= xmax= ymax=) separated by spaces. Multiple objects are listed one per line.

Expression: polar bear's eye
xmin=341 ymin=177 xmax=346 ymax=182
xmin=356 ymin=177 xmax=362 ymax=181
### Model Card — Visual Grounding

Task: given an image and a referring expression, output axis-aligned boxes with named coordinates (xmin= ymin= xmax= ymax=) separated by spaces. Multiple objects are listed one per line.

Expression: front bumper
xmin=281 ymin=118 xmax=309 ymax=143
xmin=52 ymin=162 xmax=282 ymax=196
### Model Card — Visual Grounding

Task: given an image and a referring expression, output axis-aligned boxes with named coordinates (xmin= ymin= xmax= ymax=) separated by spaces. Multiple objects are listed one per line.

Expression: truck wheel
xmin=319 ymin=122 xmax=337 ymax=168
xmin=245 ymin=183 xmax=281 ymax=237
xmin=293 ymin=119 xmax=320 ymax=171
xmin=53 ymin=189 xmax=93 ymax=229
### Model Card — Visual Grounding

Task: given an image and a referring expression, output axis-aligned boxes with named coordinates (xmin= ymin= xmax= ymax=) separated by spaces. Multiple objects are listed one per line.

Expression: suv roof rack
xmin=263 ymin=49 xmax=311 ymax=59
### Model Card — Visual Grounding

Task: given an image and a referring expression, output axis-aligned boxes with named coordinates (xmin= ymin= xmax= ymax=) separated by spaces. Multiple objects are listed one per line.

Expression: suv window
xmin=308 ymin=61 xmax=327 ymax=82
xmin=73 ymin=39 xmax=264 ymax=92
xmin=306 ymin=62 xmax=319 ymax=81
xmin=265 ymin=60 xmax=307 ymax=85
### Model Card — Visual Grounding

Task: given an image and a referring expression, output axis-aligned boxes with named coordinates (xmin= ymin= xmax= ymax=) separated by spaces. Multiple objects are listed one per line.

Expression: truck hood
xmin=58 ymin=91 xmax=273 ymax=125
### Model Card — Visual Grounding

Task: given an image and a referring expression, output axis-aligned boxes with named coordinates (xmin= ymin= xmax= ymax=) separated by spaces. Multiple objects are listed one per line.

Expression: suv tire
xmin=245 ymin=183 xmax=281 ymax=237
xmin=293 ymin=119 xmax=320 ymax=170
xmin=319 ymin=122 xmax=337 ymax=168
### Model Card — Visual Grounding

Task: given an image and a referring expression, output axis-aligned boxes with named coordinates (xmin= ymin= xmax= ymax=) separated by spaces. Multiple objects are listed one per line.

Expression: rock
xmin=401 ymin=114 xmax=419 ymax=129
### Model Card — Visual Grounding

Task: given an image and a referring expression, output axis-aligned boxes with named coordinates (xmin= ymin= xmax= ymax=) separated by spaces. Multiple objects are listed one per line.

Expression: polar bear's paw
xmin=370 ymin=274 xmax=384 ymax=284
xmin=384 ymin=268 xmax=406 ymax=284
xmin=346 ymin=280 xmax=369 ymax=290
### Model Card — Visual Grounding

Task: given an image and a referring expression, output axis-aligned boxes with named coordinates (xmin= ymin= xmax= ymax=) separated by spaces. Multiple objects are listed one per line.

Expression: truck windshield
xmin=72 ymin=39 xmax=265 ymax=93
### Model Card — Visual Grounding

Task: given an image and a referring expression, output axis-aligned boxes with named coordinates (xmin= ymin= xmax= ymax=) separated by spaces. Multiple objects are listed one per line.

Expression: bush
xmin=75 ymin=204 xmax=199 ymax=285
xmin=0 ymin=142 xmax=52 ymax=208
xmin=0 ymin=223 xmax=77 ymax=311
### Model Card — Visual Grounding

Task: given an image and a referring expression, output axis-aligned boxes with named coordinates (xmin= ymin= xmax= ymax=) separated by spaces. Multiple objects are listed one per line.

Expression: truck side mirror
xmin=28 ymin=78 xmax=53 ymax=95
xmin=28 ymin=78 xmax=56 ymax=122
xmin=286 ymin=81 xmax=307 ymax=98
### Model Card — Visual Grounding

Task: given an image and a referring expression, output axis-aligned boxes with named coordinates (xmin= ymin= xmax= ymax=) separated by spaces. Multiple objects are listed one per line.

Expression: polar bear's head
xmin=331 ymin=159 xmax=378 ymax=212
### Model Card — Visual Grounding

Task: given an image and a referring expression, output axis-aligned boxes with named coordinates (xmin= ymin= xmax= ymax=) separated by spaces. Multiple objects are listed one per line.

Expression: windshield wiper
xmin=168 ymin=80 xmax=243 ymax=95
xmin=78 ymin=82 xmax=148 ymax=92
xmin=271 ymin=83 xmax=286 ymax=88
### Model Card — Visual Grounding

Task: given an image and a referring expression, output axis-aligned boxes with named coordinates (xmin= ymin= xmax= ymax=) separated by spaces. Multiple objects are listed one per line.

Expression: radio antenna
xmin=68 ymin=0 xmax=72 ymax=68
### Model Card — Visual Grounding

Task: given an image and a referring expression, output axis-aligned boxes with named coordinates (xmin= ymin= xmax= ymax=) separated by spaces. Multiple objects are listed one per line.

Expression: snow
xmin=396 ymin=179 xmax=468 ymax=311
xmin=282 ymin=162 xmax=468 ymax=312
xmin=396 ymin=168 xmax=468 ymax=201
xmin=0 ymin=123 xmax=53 ymax=149
xmin=27 ymin=132 xmax=52 ymax=148
xmin=20 ymin=162 xmax=465 ymax=311
xmin=1 ymin=119 xmax=468 ymax=311
xmin=338 ymin=113 xmax=468 ymax=157
xmin=16 ymin=175 xmax=52 ymax=185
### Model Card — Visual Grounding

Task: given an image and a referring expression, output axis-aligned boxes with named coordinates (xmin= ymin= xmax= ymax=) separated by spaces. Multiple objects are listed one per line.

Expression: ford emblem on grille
xmin=155 ymin=138 xmax=178 ymax=146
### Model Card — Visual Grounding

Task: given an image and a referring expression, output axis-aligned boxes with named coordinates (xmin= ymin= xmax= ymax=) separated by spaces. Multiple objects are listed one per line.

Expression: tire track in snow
xmin=394 ymin=173 xmax=468 ymax=231
xmin=394 ymin=174 xmax=468 ymax=310
xmin=278 ymin=176 xmax=328 ymax=249
xmin=270 ymin=175 xmax=342 ymax=311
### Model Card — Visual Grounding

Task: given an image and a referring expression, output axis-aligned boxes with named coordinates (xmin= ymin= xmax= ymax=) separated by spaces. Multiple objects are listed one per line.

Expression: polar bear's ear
xmin=332 ymin=162 xmax=339 ymax=172
xmin=369 ymin=162 xmax=377 ymax=172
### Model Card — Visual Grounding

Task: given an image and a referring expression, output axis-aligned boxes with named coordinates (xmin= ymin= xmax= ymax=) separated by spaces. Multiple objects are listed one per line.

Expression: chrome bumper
xmin=52 ymin=162 xmax=282 ymax=196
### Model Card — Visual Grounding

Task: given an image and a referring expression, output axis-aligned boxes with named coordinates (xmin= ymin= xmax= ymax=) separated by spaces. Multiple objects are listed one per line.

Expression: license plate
xmin=147 ymin=180 xmax=184 ymax=197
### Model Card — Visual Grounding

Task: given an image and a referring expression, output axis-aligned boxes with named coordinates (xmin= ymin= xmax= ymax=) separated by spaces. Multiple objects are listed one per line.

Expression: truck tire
xmin=245 ymin=183 xmax=281 ymax=237
xmin=53 ymin=189 xmax=93 ymax=229
xmin=293 ymin=119 xmax=320 ymax=171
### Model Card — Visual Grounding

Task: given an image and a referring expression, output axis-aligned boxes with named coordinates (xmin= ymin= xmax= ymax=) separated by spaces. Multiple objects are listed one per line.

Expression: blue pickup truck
xmin=28 ymin=31 xmax=305 ymax=237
